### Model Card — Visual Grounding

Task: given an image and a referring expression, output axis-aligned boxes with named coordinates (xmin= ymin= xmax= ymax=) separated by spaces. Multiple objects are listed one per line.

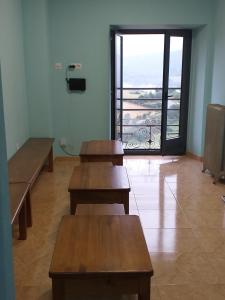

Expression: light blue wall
xmin=187 ymin=27 xmax=208 ymax=156
xmin=22 ymin=0 xmax=53 ymax=137
xmin=187 ymin=24 xmax=215 ymax=156
xmin=21 ymin=0 xmax=215 ymax=156
xmin=211 ymin=0 xmax=225 ymax=104
xmin=0 ymin=66 xmax=15 ymax=300
xmin=0 ymin=0 xmax=29 ymax=158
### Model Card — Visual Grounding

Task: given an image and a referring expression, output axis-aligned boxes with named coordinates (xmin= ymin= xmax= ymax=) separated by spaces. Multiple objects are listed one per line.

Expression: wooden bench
xmin=8 ymin=138 xmax=54 ymax=239
xmin=10 ymin=183 xmax=31 ymax=240
xmin=8 ymin=138 xmax=54 ymax=185
xmin=76 ymin=204 xmax=125 ymax=215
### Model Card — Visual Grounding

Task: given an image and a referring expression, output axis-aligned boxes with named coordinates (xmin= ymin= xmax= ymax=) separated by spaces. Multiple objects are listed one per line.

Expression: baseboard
xmin=186 ymin=152 xmax=203 ymax=162
xmin=54 ymin=156 xmax=80 ymax=162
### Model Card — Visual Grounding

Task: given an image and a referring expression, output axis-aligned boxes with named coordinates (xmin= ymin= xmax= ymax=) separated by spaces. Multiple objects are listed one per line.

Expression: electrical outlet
xmin=54 ymin=63 xmax=63 ymax=70
xmin=59 ymin=137 xmax=67 ymax=147
xmin=16 ymin=143 xmax=20 ymax=150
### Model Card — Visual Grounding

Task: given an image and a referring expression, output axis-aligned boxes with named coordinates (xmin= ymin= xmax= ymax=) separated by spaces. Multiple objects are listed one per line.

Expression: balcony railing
xmin=116 ymin=88 xmax=181 ymax=150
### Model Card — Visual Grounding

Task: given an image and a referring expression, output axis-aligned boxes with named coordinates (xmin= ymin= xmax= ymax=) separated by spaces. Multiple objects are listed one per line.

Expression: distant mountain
xmin=123 ymin=50 xmax=182 ymax=88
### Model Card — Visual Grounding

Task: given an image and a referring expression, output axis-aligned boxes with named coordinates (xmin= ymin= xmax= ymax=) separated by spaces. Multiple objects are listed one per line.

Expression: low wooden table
xmin=76 ymin=203 xmax=125 ymax=215
xmin=10 ymin=183 xmax=31 ymax=240
xmin=49 ymin=215 xmax=153 ymax=300
xmin=68 ymin=165 xmax=130 ymax=214
xmin=80 ymin=140 xmax=124 ymax=165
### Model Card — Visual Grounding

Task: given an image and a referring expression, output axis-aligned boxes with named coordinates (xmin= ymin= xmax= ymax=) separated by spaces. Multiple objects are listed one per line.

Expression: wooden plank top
xmin=76 ymin=204 xmax=125 ymax=215
xmin=68 ymin=165 xmax=130 ymax=191
xmin=49 ymin=215 xmax=153 ymax=277
xmin=8 ymin=138 xmax=54 ymax=183
xmin=9 ymin=182 xmax=30 ymax=224
xmin=80 ymin=140 xmax=124 ymax=156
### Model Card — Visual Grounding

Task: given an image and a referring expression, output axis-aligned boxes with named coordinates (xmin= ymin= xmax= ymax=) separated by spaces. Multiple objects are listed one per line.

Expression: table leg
xmin=52 ymin=279 xmax=65 ymax=300
xmin=124 ymin=194 xmax=129 ymax=214
xmin=70 ymin=195 xmax=77 ymax=214
xmin=26 ymin=190 xmax=32 ymax=227
xmin=48 ymin=147 xmax=54 ymax=172
xmin=117 ymin=156 xmax=123 ymax=166
xmin=138 ymin=278 xmax=150 ymax=300
xmin=18 ymin=200 xmax=27 ymax=240
xmin=112 ymin=156 xmax=123 ymax=166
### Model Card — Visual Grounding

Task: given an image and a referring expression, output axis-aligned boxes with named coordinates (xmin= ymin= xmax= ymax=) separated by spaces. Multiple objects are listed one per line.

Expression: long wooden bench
xmin=8 ymin=138 xmax=54 ymax=239
xmin=10 ymin=183 xmax=31 ymax=240
xmin=8 ymin=138 xmax=54 ymax=185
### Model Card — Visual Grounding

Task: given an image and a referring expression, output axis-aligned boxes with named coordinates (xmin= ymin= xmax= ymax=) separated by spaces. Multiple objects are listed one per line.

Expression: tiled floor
xmin=13 ymin=156 xmax=225 ymax=299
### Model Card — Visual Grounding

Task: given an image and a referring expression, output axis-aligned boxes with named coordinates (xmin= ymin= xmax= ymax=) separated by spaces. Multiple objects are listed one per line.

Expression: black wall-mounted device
xmin=66 ymin=78 xmax=86 ymax=91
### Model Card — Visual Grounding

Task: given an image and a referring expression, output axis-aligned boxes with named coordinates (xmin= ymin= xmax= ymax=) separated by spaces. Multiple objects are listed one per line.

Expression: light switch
xmin=54 ymin=63 xmax=63 ymax=70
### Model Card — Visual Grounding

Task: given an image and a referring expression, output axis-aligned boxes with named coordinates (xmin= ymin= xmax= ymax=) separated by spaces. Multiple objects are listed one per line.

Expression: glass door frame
xmin=110 ymin=28 xmax=192 ymax=155
xmin=161 ymin=30 xmax=192 ymax=155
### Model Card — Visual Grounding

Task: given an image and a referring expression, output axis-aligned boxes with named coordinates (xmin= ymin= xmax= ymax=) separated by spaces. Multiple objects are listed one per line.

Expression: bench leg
xmin=70 ymin=197 xmax=77 ymax=214
xmin=26 ymin=190 xmax=32 ymax=227
xmin=18 ymin=200 xmax=27 ymax=240
xmin=48 ymin=147 xmax=54 ymax=172
xmin=52 ymin=279 xmax=65 ymax=300
xmin=124 ymin=194 xmax=129 ymax=214
xmin=138 ymin=278 xmax=150 ymax=300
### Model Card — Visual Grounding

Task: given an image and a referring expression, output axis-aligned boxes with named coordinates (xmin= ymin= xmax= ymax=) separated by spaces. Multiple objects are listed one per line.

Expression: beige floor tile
xmin=158 ymin=284 xmax=194 ymax=300
xmin=177 ymin=189 xmax=225 ymax=210
xmin=151 ymin=252 xmax=218 ymax=285
xmin=139 ymin=209 xmax=191 ymax=229
xmin=193 ymin=228 xmax=225 ymax=253
xmin=133 ymin=185 xmax=172 ymax=196
xmin=159 ymin=284 xmax=225 ymax=300
xmin=136 ymin=197 xmax=179 ymax=210
xmin=184 ymin=209 xmax=225 ymax=228
xmin=129 ymin=199 xmax=138 ymax=210
xmin=204 ymin=254 xmax=225 ymax=284
xmin=129 ymin=209 xmax=140 ymax=216
xmin=16 ymin=285 xmax=52 ymax=300
xmin=144 ymin=228 xmax=203 ymax=253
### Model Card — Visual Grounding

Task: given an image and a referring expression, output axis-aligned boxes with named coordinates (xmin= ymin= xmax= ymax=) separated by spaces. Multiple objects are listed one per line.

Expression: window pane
xmin=116 ymin=125 xmax=121 ymax=140
xmin=123 ymin=89 xmax=162 ymax=100
xmin=167 ymin=110 xmax=180 ymax=126
xmin=166 ymin=126 xmax=179 ymax=139
xmin=123 ymin=34 xmax=165 ymax=88
xmin=116 ymin=110 xmax=120 ymax=125
xmin=167 ymin=88 xmax=181 ymax=99
xmin=167 ymin=100 xmax=180 ymax=109
xmin=168 ymin=37 xmax=183 ymax=88
xmin=123 ymin=100 xmax=162 ymax=110
xmin=123 ymin=110 xmax=162 ymax=126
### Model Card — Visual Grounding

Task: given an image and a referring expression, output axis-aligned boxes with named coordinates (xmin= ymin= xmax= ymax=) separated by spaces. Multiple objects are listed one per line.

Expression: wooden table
xmin=10 ymin=183 xmax=31 ymax=240
xmin=68 ymin=165 xmax=130 ymax=214
xmin=49 ymin=215 xmax=153 ymax=300
xmin=76 ymin=203 xmax=125 ymax=215
xmin=79 ymin=140 xmax=124 ymax=165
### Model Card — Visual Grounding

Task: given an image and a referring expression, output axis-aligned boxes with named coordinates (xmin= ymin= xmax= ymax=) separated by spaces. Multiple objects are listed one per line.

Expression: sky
xmin=123 ymin=34 xmax=183 ymax=56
